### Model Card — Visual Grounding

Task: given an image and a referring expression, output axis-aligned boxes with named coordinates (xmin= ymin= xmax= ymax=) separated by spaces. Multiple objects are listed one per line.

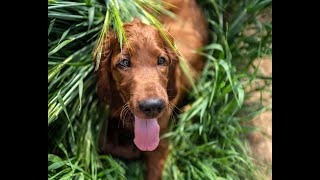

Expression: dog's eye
xmin=118 ymin=58 xmax=131 ymax=68
xmin=158 ymin=57 xmax=166 ymax=66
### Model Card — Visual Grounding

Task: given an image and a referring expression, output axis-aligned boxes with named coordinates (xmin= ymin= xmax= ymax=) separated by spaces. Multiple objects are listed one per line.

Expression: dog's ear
xmin=162 ymin=33 xmax=179 ymax=100
xmin=95 ymin=31 xmax=116 ymax=104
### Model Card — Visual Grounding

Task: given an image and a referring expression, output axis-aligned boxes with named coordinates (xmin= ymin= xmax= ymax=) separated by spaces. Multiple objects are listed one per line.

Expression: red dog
xmin=96 ymin=0 xmax=208 ymax=179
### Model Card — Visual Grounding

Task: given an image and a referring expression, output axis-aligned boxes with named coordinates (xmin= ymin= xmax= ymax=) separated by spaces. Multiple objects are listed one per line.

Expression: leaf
xmin=48 ymin=161 xmax=66 ymax=171
xmin=219 ymin=81 xmax=226 ymax=89
xmin=48 ymin=39 xmax=72 ymax=57
xmin=219 ymin=60 xmax=242 ymax=107
xmin=111 ymin=4 xmax=126 ymax=50
xmin=58 ymin=28 xmax=71 ymax=44
xmin=48 ymin=19 xmax=55 ymax=36
xmin=199 ymin=98 xmax=209 ymax=123
xmin=48 ymin=154 xmax=62 ymax=163
xmin=200 ymin=43 xmax=224 ymax=53
xmin=48 ymin=13 xmax=85 ymax=20
xmin=57 ymin=91 xmax=70 ymax=122
xmin=209 ymin=57 xmax=220 ymax=107
xmin=94 ymin=47 xmax=102 ymax=71
xmin=78 ymin=77 xmax=83 ymax=112
xmin=229 ymin=8 xmax=247 ymax=36
xmin=57 ymin=91 xmax=75 ymax=141
xmin=236 ymin=83 xmax=244 ymax=108
xmin=48 ymin=2 xmax=86 ymax=9
xmin=78 ymin=173 xmax=84 ymax=180
xmin=48 ymin=168 xmax=70 ymax=180
xmin=199 ymin=125 xmax=203 ymax=135
xmin=48 ymin=43 xmax=94 ymax=83
xmin=93 ymin=9 xmax=110 ymax=63
xmin=59 ymin=169 xmax=74 ymax=180
xmin=179 ymin=56 xmax=198 ymax=96
xmin=88 ymin=6 xmax=95 ymax=30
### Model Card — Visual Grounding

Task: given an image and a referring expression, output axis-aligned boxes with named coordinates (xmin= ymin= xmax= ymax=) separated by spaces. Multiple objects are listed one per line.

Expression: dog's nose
xmin=139 ymin=98 xmax=165 ymax=118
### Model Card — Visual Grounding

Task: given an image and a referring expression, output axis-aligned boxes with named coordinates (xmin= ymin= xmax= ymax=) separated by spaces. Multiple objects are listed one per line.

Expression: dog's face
xmin=97 ymin=19 xmax=178 ymax=119
xmin=110 ymin=23 xmax=172 ymax=120
xmin=96 ymin=19 xmax=178 ymax=151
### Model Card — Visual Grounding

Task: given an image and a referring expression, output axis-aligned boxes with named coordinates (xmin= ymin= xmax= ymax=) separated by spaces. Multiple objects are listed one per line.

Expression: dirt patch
xmin=246 ymin=57 xmax=272 ymax=179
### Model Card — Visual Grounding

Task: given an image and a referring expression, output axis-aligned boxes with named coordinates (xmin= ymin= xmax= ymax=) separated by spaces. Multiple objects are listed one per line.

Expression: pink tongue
xmin=134 ymin=116 xmax=160 ymax=151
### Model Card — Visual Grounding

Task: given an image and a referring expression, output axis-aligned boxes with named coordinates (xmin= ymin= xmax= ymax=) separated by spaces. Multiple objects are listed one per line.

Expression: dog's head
xmin=95 ymin=18 xmax=179 ymax=151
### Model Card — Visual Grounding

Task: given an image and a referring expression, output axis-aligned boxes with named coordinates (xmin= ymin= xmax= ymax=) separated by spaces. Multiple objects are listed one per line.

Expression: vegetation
xmin=48 ymin=0 xmax=272 ymax=179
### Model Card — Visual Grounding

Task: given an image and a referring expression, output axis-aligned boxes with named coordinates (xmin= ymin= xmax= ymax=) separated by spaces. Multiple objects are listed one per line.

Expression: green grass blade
xmin=179 ymin=56 xmax=198 ymax=96
xmin=200 ymin=43 xmax=224 ymax=53
xmin=57 ymin=91 xmax=75 ymax=141
xmin=78 ymin=77 xmax=83 ymax=112
xmin=219 ymin=60 xmax=242 ymax=107
xmin=48 ymin=2 xmax=86 ymax=10
xmin=48 ymin=154 xmax=63 ymax=163
xmin=58 ymin=28 xmax=71 ymax=44
xmin=48 ymin=39 xmax=72 ymax=57
xmin=48 ymin=13 xmax=86 ymax=20
xmin=48 ymin=19 xmax=55 ymax=36
xmin=88 ymin=6 xmax=95 ymax=30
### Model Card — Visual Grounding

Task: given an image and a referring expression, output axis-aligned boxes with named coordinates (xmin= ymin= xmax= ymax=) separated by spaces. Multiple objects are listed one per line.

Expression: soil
xmin=246 ymin=57 xmax=272 ymax=179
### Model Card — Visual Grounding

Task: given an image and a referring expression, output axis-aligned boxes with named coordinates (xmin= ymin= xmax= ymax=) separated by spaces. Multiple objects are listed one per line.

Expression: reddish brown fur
xmin=96 ymin=0 xmax=208 ymax=179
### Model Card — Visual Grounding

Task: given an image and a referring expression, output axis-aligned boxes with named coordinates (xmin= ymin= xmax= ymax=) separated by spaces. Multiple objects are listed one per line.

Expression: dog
xmin=95 ymin=0 xmax=208 ymax=179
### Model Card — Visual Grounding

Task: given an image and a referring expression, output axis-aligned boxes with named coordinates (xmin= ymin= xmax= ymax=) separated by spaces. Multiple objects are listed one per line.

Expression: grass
xmin=48 ymin=0 xmax=272 ymax=179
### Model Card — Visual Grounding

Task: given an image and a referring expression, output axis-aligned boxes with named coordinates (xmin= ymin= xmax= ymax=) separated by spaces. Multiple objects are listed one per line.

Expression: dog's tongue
xmin=134 ymin=116 xmax=160 ymax=151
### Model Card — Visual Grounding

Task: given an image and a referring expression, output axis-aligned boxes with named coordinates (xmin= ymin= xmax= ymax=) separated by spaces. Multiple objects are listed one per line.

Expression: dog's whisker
xmin=116 ymin=102 xmax=129 ymax=116
xmin=119 ymin=103 xmax=129 ymax=125
xmin=122 ymin=106 xmax=131 ymax=127
xmin=124 ymin=108 xmax=132 ymax=125
xmin=123 ymin=104 xmax=132 ymax=124
xmin=169 ymin=101 xmax=182 ymax=113
xmin=167 ymin=102 xmax=179 ymax=124
xmin=171 ymin=107 xmax=180 ymax=119
xmin=119 ymin=103 xmax=126 ymax=118
xmin=122 ymin=104 xmax=131 ymax=127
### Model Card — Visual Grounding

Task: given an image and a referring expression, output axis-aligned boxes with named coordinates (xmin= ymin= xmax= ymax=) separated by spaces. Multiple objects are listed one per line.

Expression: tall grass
xmin=48 ymin=0 xmax=272 ymax=179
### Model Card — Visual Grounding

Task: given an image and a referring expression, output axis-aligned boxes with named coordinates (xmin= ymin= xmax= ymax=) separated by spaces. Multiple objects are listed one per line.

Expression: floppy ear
xmin=162 ymin=33 xmax=179 ymax=100
xmin=95 ymin=31 xmax=116 ymax=104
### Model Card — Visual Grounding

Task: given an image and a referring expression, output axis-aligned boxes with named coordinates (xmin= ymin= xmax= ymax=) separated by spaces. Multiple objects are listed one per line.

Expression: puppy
xmin=96 ymin=0 xmax=208 ymax=179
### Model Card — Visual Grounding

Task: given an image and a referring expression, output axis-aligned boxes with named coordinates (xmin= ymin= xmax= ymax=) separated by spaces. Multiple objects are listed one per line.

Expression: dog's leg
xmin=143 ymin=138 xmax=169 ymax=180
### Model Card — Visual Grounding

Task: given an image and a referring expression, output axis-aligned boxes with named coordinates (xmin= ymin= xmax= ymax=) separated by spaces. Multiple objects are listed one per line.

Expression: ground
xmin=246 ymin=57 xmax=272 ymax=179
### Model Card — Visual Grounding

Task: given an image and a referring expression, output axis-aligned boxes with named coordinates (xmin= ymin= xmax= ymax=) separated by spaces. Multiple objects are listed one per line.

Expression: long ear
xmin=95 ymin=31 xmax=116 ymax=104
xmin=162 ymin=33 xmax=179 ymax=100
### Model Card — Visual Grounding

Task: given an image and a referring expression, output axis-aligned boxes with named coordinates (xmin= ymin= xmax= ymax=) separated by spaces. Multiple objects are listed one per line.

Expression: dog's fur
xmin=96 ymin=0 xmax=208 ymax=179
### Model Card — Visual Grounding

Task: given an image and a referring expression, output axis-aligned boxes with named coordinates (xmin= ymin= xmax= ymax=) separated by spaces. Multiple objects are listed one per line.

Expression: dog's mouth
xmin=128 ymin=97 xmax=166 ymax=151
xmin=133 ymin=115 xmax=160 ymax=151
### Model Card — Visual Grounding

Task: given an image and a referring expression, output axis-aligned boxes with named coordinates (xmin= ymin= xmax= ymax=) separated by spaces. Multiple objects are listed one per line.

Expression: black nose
xmin=139 ymin=98 xmax=165 ymax=118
